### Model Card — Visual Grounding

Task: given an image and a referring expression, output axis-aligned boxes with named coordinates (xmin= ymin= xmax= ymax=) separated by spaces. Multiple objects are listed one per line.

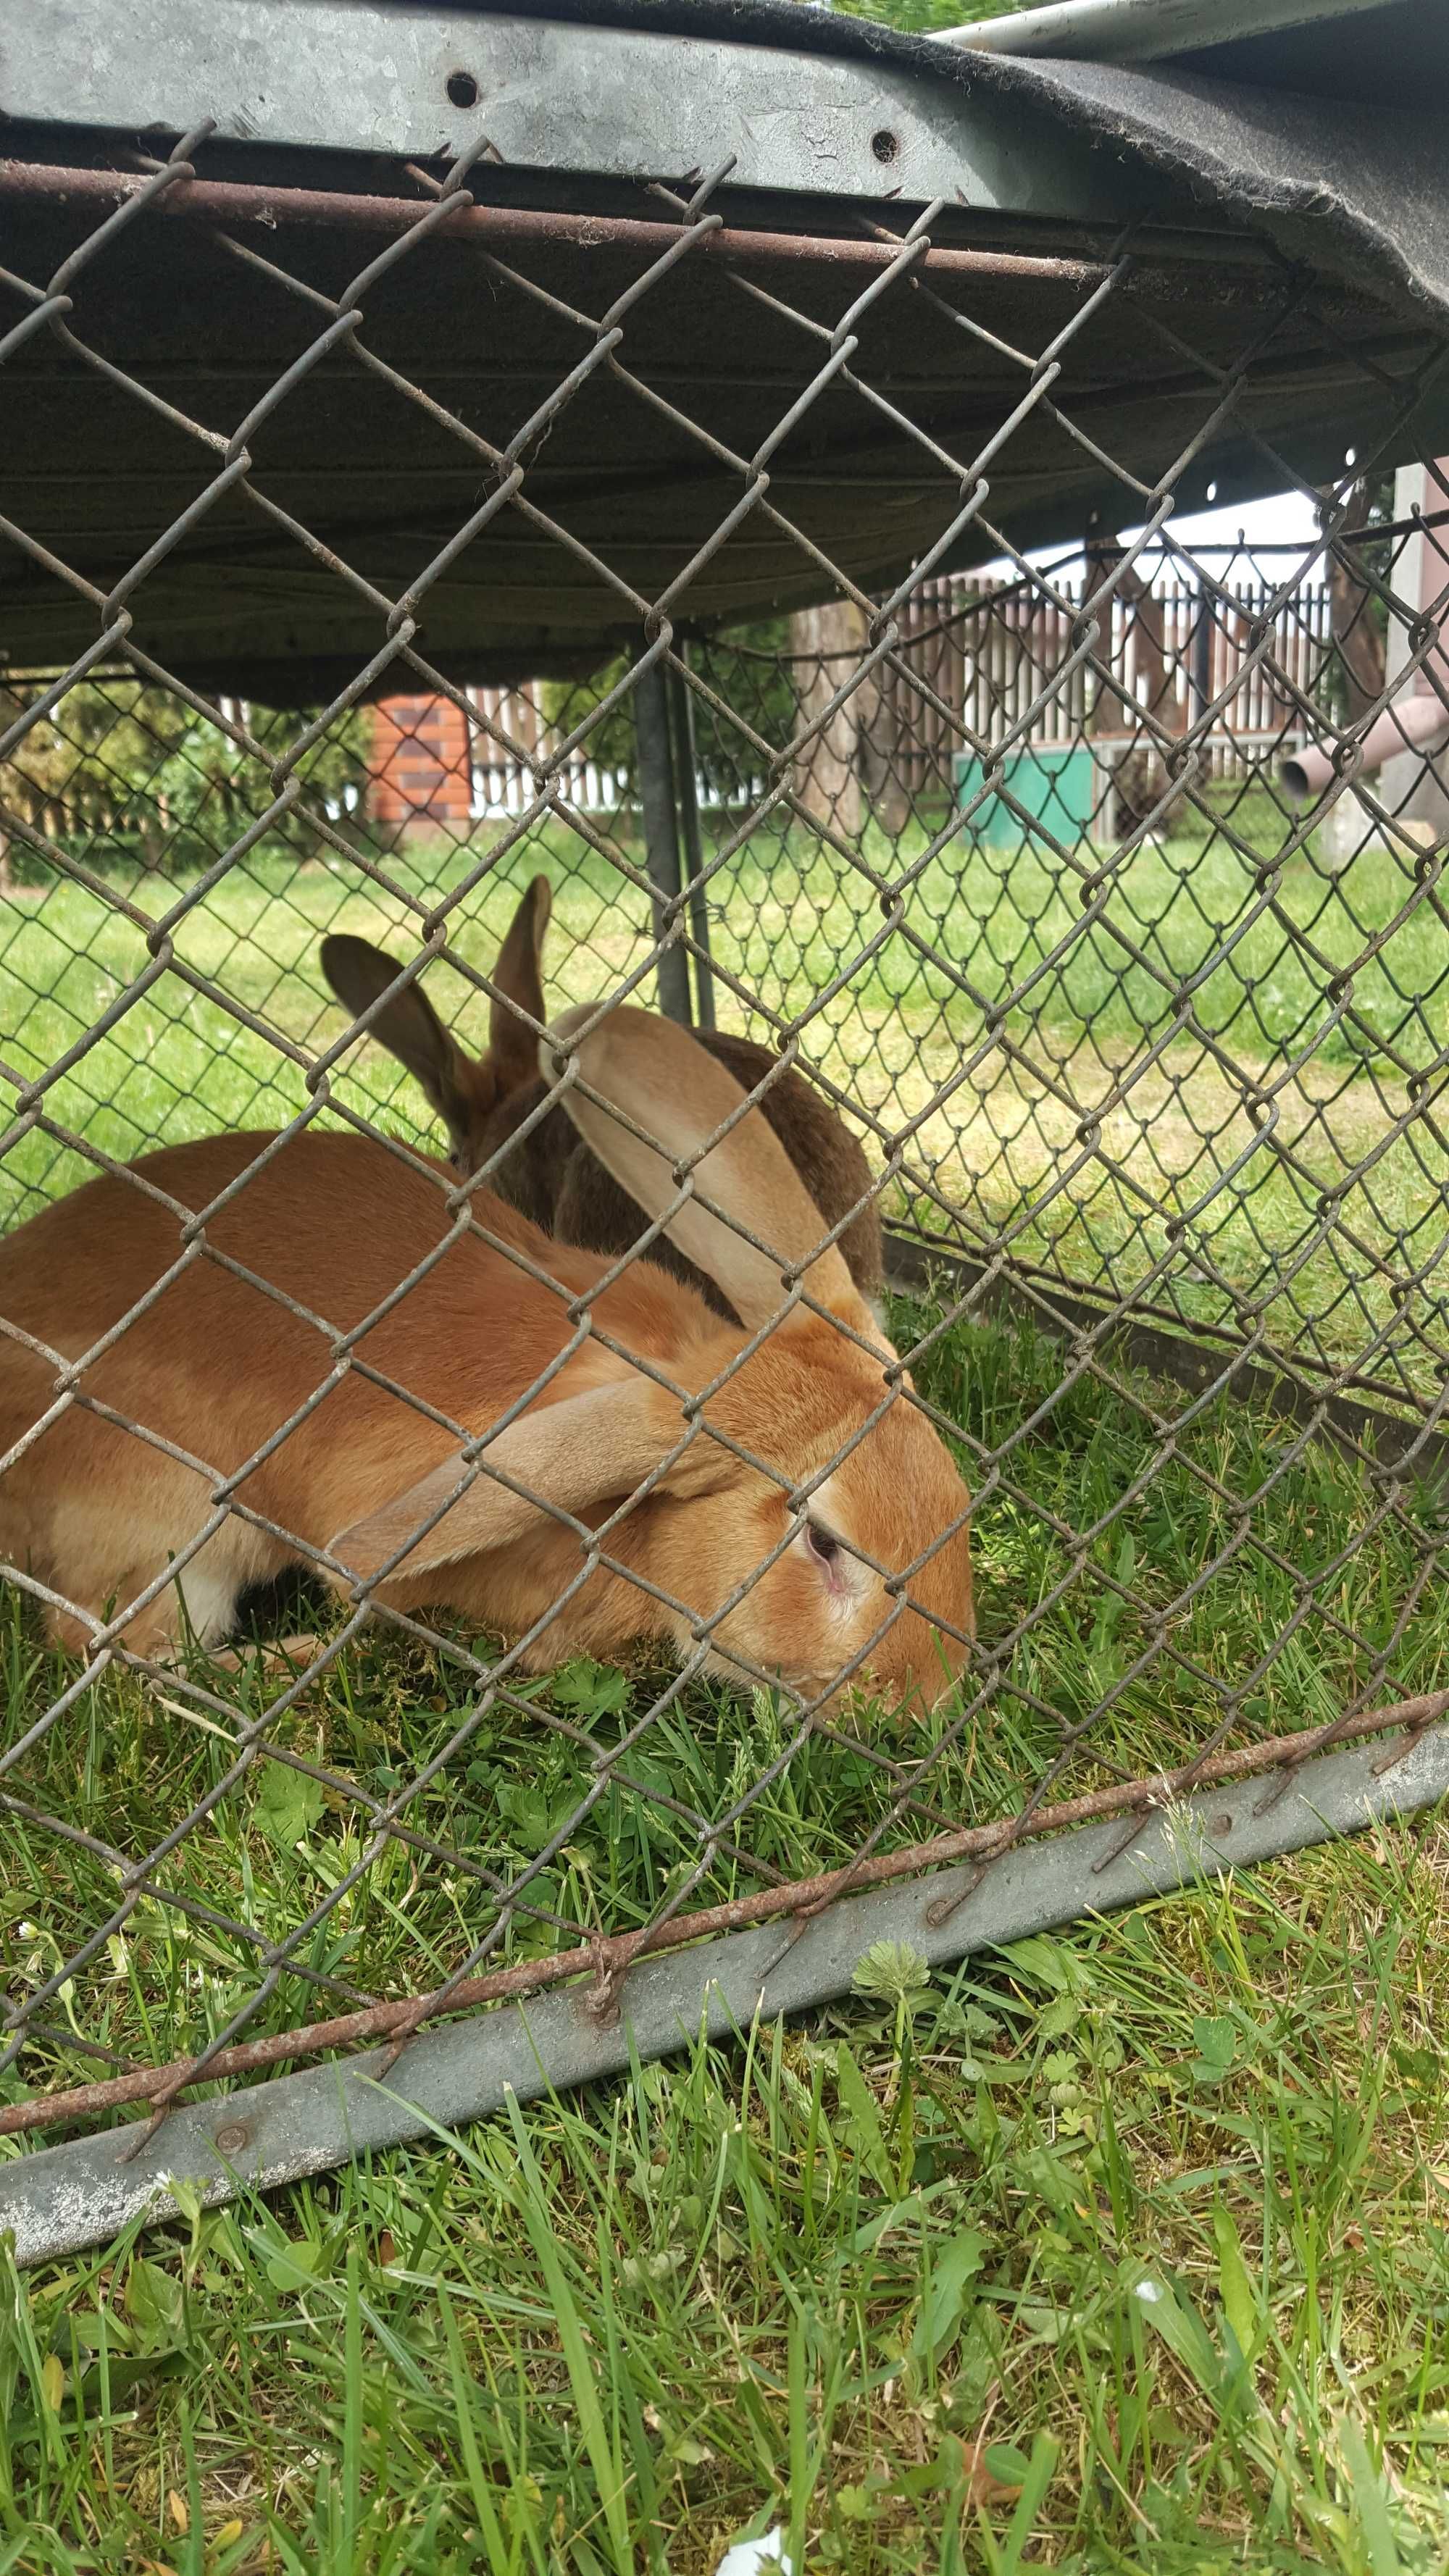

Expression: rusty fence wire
xmin=1 ymin=125 xmax=1449 ymax=2167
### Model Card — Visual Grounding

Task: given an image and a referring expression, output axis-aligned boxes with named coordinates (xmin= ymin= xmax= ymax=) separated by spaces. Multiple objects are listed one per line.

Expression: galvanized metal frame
xmin=935 ymin=0 xmax=1387 ymax=60
xmin=9 ymin=0 xmax=1162 ymax=220
xmin=3 ymin=1717 xmax=1445 ymax=2270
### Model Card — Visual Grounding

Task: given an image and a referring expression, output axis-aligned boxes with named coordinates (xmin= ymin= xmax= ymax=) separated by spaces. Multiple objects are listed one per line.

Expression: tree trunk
xmin=790 ymin=599 xmax=865 ymax=838
xmin=1124 ymin=568 xmax=1179 ymax=744
xmin=1085 ymin=538 xmax=1182 ymax=834
xmin=855 ymin=653 xmax=909 ymax=834
xmin=1329 ymin=477 xmax=1385 ymax=724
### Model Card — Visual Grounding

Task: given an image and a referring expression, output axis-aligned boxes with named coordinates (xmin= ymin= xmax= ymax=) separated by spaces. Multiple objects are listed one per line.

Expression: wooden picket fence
xmin=458 ymin=569 xmax=1332 ymax=819
xmin=872 ymin=569 xmax=1330 ymax=803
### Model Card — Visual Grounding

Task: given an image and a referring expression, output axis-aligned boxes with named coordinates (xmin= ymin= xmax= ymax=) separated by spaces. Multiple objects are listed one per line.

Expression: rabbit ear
xmin=322 ymin=936 xmax=484 ymax=1159
xmin=331 ymin=1371 xmax=730 ymax=1586
xmin=541 ymin=1005 xmax=863 ymax=1334
xmin=488 ymin=876 xmax=553 ymax=1091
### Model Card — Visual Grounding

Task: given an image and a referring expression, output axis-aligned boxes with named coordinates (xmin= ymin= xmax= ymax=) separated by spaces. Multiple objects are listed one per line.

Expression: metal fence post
xmin=633 ymin=661 xmax=693 ymax=1026
xmin=669 ymin=657 xmax=717 ymax=1033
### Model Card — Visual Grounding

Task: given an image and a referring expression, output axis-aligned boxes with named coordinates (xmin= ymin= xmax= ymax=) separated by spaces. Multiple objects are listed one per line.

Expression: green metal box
xmin=953 ymin=745 xmax=1098 ymax=846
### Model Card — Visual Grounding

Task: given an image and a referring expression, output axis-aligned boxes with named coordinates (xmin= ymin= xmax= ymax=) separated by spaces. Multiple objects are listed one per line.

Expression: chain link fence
xmin=3 ymin=104 xmax=1449 ymax=2243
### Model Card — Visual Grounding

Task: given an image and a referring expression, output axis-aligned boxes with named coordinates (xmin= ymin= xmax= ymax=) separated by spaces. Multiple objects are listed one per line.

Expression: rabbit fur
xmin=0 ymin=1006 xmax=972 ymax=1712
xmin=320 ymin=876 xmax=884 ymax=1321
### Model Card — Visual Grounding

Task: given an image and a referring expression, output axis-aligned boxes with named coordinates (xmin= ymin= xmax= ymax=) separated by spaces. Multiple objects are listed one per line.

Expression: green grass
xmin=4 ymin=1303 xmax=1449 ymax=2567
xmin=5 ymin=1843 xmax=1449 ymax=2572
xmin=3 ymin=785 xmax=1447 ymax=1374
xmin=4 ymin=1306 xmax=1443 ymax=2091
xmin=4 ymin=798 xmax=1449 ymax=2565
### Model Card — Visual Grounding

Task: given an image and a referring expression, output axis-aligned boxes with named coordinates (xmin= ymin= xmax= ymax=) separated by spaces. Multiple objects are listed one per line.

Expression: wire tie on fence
xmin=376 ymin=2026 xmax=419 ymax=2079
xmin=583 ymin=1940 xmax=632 ymax=2026
xmin=1248 ymin=1761 xmax=1303 ymax=1818
xmin=1372 ymin=1723 xmax=1437 ymax=1778
xmin=923 ymin=1857 xmax=995 ymax=1927
xmin=114 ymin=2107 xmax=172 ymax=2166
xmin=1090 ymin=1791 xmax=1179 ymax=1875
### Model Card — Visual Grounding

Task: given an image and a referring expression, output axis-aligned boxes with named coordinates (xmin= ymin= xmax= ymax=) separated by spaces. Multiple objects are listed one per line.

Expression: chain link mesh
xmin=3 ymin=121 xmax=1449 ymax=2151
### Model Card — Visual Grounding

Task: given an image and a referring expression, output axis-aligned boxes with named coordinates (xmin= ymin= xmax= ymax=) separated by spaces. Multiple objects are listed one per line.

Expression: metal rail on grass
xmin=4 ymin=1720 xmax=1445 ymax=2270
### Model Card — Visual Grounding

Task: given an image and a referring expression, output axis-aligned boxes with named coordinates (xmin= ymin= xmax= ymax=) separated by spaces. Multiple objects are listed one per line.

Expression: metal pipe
xmin=0 ymin=158 xmax=1104 ymax=290
xmin=633 ymin=663 xmax=693 ymax=1028
xmin=934 ymin=0 xmax=1387 ymax=59
xmin=1281 ymin=690 xmax=1449 ymax=806
xmin=669 ymin=659 xmax=717 ymax=1034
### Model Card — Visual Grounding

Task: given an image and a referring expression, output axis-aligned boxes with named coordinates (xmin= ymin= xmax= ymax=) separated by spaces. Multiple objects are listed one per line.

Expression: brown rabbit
xmin=320 ymin=876 xmax=885 ymax=1318
xmin=0 ymin=1008 xmax=971 ymax=1713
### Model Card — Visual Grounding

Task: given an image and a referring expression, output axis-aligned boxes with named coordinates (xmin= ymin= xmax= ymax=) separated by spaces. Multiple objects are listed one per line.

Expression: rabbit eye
xmin=805 ymin=1521 xmax=841 ymax=1568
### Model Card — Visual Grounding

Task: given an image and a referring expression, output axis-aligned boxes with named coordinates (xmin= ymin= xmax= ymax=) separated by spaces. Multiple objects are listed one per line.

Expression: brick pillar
xmin=369 ymin=695 xmax=474 ymax=831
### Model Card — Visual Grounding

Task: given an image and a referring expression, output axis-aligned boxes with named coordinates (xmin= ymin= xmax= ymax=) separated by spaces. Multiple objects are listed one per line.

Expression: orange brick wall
xmin=369 ymin=695 xmax=473 ymax=828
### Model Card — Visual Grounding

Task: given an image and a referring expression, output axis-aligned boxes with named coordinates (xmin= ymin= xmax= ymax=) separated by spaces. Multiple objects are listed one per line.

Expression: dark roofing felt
xmin=4 ymin=0 xmax=1446 ymax=698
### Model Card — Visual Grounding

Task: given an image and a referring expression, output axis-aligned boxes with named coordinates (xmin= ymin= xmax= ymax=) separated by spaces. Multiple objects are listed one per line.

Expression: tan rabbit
xmin=320 ymin=875 xmax=885 ymax=1316
xmin=0 ymin=1010 xmax=971 ymax=1712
